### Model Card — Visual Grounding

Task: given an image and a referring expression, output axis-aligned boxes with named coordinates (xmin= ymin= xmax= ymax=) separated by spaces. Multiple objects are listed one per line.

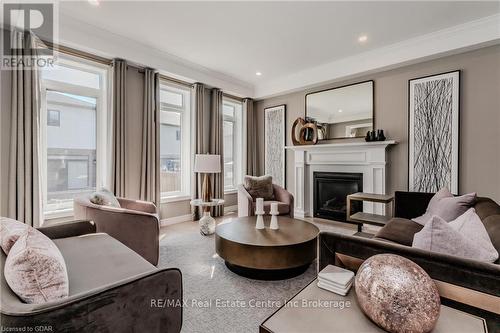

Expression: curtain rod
xmin=223 ymin=93 xmax=244 ymax=102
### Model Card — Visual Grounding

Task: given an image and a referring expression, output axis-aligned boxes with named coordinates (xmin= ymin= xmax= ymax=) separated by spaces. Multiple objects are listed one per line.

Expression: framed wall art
xmin=408 ymin=70 xmax=460 ymax=194
xmin=264 ymin=104 xmax=286 ymax=187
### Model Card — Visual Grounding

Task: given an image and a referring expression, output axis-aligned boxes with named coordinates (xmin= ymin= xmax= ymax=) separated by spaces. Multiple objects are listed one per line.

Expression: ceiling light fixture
xmin=256 ymin=72 xmax=262 ymax=76
xmin=88 ymin=0 xmax=100 ymax=6
xmin=358 ymin=35 xmax=368 ymax=43
xmin=338 ymin=109 xmax=343 ymax=113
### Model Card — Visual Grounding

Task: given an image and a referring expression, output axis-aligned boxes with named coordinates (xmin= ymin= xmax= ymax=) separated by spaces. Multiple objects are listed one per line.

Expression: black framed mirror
xmin=305 ymin=80 xmax=374 ymax=140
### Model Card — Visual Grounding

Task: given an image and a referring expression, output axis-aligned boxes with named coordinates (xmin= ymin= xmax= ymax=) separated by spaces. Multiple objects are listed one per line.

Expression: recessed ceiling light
xmin=358 ymin=35 xmax=368 ymax=43
xmin=256 ymin=72 xmax=262 ymax=76
xmin=338 ymin=109 xmax=343 ymax=113
xmin=88 ymin=0 xmax=100 ymax=6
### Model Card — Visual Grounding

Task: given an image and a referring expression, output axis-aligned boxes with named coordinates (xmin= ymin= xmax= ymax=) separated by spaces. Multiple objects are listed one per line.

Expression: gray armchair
xmin=74 ymin=195 xmax=160 ymax=266
xmin=238 ymin=184 xmax=294 ymax=218
xmin=1 ymin=220 xmax=182 ymax=332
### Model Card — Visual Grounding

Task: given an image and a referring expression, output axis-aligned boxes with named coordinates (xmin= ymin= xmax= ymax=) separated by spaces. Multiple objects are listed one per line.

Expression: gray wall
xmin=255 ymin=45 xmax=500 ymax=202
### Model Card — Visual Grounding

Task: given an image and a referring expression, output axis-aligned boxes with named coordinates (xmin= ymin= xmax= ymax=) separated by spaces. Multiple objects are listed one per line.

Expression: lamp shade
xmin=194 ymin=154 xmax=221 ymax=173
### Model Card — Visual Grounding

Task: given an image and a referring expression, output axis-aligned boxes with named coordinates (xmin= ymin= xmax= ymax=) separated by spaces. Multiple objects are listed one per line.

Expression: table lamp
xmin=194 ymin=154 xmax=221 ymax=202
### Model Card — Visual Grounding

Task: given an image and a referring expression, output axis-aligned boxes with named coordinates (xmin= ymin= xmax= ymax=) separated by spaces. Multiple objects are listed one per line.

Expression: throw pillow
xmin=4 ymin=227 xmax=69 ymax=304
xmin=412 ymin=214 xmax=498 ymax=263
xmin=412 ymin=188 xmax=476 ymax=225
xmin=89 ymin=188 xmax=121 ymax=207
xmin=243 ymin=175 xmax=274 ymax=200
xmin=0 ymin=217 xmax=29 ymax=255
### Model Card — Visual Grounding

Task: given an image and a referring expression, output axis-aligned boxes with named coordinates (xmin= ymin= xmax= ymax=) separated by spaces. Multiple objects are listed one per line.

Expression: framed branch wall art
xmin=264 ymin=104 xmax=286 ymax=187
xmin=408 ymin=70 xmax=460 ymax=194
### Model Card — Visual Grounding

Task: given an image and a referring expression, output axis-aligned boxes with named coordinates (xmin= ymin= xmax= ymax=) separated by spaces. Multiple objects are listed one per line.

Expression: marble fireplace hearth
xmin=285 ymin=140 xmax=396 ymax=219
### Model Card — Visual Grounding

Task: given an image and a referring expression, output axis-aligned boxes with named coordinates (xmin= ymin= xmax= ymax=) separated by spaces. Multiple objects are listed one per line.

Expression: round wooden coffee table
xmin=215 ymin=216 xmax=319 ymax=280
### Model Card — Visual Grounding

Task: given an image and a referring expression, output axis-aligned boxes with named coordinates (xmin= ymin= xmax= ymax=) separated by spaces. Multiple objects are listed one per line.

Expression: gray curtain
xmin=244 ymin=98 xmax=258 ymax=176
xmin=210 ymin=89 xmax=224 ymax=217
xmin=139 ymin=69 xmax=160 ymax=209
xmin=111 ymin=59 xmax=127 ymax=197
xmin=192 ymin=83 xmax=206 ymax=220
xmin=7 ymin=30 xmax=42 ymax=226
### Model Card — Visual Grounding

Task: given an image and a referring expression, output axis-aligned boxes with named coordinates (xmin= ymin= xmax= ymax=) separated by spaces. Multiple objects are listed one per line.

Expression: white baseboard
xmin=224 ymin=205 xmax=238 ymax=214
xmin=160 ymin=214 xmax=193 ymax=227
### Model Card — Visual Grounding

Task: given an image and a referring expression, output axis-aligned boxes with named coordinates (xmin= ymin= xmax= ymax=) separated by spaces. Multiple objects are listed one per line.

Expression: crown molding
xmin=254 ymin=14 xmax=500 ymax=99
xmin=57 ymin=13 xmax=254 ymax=97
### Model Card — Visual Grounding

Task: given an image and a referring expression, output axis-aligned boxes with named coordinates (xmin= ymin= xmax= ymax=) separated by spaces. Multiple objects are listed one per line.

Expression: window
xmin=223 ymin=98 xmax=244 ymax=192
xmin=47 ymin=110 xmax=60 ymax=126
xmin=41 ymin=56 xmax=108 ymax=218
xmin=159 ymin=83 xmax=191 ymax=200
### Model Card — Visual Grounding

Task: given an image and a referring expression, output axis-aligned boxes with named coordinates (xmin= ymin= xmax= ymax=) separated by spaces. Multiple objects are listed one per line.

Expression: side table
xmin=190 ymin=198 xmax=225 ymax=235
xmin=346 ymin=192 xmax=394 ymax=232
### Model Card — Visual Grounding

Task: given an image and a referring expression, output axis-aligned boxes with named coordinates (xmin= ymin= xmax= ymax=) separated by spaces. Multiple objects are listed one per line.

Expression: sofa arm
xmin=118 ymin=197 xmax=158 ymax=214
xmin=319 ymin=232 xmax=500 ymax=297
xmin=394 ymin=191 xmax=434 ymax=219
xmin=37 ymin=220 xmax=96 ymax=239
xmin=1 ymin=268 xmax=183 ymax=333
xmin=237 ymin=184 xmax=254 ymax=217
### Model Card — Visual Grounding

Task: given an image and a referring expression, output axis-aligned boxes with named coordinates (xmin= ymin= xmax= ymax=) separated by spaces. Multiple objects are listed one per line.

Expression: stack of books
xmin=317 ymin=265 xmax=355 ymax=296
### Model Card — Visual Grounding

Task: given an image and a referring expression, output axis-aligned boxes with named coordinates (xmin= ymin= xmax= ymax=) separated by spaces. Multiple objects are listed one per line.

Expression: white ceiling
xmin=58 ymin=1 xmax=500 ymax=97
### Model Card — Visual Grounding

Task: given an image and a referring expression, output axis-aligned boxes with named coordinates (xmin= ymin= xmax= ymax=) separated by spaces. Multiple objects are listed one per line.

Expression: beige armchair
xmin=74 ymin=195 xmax=160 ymax=266
xmin=238 ymin=184 xmax=294 ymax=218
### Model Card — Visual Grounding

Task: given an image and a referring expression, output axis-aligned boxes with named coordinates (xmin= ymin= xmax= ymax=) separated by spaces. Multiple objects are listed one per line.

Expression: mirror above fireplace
xmin=305 ymin=80 xmax=374 ymax=140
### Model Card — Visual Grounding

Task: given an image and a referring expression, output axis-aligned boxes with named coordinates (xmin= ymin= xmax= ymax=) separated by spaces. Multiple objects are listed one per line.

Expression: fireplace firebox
xmin=313 ymin=172 xmax=363 ymax=222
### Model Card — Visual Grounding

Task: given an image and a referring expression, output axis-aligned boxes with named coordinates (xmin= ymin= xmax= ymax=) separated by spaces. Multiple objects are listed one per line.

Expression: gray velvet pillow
xmin=412 ymin=211 xmax=498 ymax=263
xmin=89 ymin=188 xmax=121 ymax=208
xmin=0 ymin=217 xmax=29 ymax=255
xmin=243 ymin=175 xmax=274 ymax=200
xmin=412 ymin=188 xmax=476 ymax=225
xmin=5 ymin=227 xmax=69 ymax=303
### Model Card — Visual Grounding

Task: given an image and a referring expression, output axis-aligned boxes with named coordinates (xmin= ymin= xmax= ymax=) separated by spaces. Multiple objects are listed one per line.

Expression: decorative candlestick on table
xmin=255 ymin=198 xmax=265 ymax=229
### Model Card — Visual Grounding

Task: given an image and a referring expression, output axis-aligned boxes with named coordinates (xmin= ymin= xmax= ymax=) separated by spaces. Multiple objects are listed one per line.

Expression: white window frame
xmin=222 ymin=98 xmax=246 ymax=193
xmin=41 ymin=55 xmax=109 ymax=220
xmin=159 ymin=82 xmax=192 ymax=202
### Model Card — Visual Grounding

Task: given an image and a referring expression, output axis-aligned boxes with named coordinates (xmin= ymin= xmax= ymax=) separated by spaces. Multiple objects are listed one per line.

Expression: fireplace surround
xmin=285 ymin=141 xmax=396 ymax=219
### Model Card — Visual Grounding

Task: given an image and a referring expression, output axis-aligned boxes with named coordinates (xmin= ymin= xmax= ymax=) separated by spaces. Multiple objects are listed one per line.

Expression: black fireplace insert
xmin=313 ymin=172 xmax=363 ymax=222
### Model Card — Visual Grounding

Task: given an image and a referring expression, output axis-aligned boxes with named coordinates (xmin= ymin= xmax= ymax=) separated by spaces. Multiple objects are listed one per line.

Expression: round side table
xmin=190 ymin=199 xmax=225 ymax=235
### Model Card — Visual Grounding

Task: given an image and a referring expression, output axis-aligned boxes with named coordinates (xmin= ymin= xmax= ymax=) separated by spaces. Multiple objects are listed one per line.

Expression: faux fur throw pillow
xmin=243 ymin=175 xmax=274 ymax=200
xmin=412 ymin=188 xmax=476 ymax=225
xmin=5 ymin=227 xmax=69 ymax=304
xmin=412 ymin=210 xmax=498 ymax=263
xmin=0 ymin=217 xmax=29 ymax=255
xmin=89 ymin=188 xmax=121 ymax=208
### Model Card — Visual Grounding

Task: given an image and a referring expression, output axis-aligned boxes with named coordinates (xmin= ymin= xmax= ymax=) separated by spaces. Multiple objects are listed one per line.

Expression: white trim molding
xmin=58 ymin=13 xmax=253 ymax=97
xmin=285 ymin=141 xmax=397 ymax=218
xmin=160 ymin=214 xmax=193 ymax=227
xmin=255 ymin=14 xmax=500 ymax=98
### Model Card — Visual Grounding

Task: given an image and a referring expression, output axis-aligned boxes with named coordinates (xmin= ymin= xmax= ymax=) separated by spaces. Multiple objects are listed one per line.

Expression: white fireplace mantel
xmin=285 ymin=140 xmax=396 ymax=218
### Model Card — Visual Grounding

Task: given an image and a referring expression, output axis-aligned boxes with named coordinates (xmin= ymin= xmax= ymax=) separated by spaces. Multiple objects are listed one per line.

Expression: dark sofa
xmin=319 ymin=191 xmax=500 ymax=326
xmin=1 ymin=221 xmax=182 ymax=332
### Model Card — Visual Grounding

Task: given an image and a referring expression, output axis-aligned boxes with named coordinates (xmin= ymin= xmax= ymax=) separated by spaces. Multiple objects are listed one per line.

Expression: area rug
xmin=158 ymin=217 xmax=355 ymax=333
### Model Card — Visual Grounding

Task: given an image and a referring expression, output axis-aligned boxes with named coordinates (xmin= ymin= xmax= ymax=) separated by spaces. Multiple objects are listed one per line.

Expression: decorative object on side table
xmin=408 ymin=70 xmax=460 ymax=194
xmin=190 ymin=198 xmax=225 ymax=235
xmin=355 ymin=254 xmax=441 ymax=333
xmin=269 ymin=202 xmax=279 ymax=230
xmin=264 ymin=104 xmax=286 ymax=187
xmin=255 ymin=198 xmax=265 ymax=229
xmin=317 ymin=265 xmax=354 ymax=296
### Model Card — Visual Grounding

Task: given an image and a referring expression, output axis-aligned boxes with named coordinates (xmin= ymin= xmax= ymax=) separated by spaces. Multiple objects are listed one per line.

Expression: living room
xmin=1 ymin=1 xmax=499 ymax=332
